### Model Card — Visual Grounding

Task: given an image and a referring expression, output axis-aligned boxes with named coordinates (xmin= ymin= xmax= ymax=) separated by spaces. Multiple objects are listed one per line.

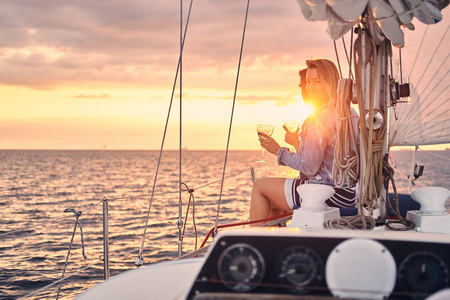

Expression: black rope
xmin=349 ymin=29 xmax=353 ymax=80
xmin=341 ymin=35 xmax=352 ymax=79
xmin=399 ymin=48 xmax=403 ymax=84
xmin=383 ymin=160 xmax=415 ymax=231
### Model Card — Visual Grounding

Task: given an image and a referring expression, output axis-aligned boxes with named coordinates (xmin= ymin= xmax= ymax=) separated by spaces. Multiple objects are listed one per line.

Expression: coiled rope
xmin=333 ymin=78 xmax=359 ymax=187
xmin=383 ymin=161 xmax=415 ymax=230
xmin=324 ymin=214 xmax=375 ymax=230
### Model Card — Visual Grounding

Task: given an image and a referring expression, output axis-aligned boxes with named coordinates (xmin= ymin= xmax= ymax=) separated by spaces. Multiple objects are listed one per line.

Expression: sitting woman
xmin=249 ymin=58 xmax=358 ymax=226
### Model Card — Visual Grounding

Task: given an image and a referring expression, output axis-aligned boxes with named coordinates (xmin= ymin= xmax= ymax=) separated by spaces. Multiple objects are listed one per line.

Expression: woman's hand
xmin=283 ymin=125 xmax=300 ymax=151
xmin=258 ymin=133 xmax=280 ymax=155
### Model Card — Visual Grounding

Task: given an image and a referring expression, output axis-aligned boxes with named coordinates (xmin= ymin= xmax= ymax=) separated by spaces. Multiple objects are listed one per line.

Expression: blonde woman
xmin=250 ymin=58 xmax=358 ymax=226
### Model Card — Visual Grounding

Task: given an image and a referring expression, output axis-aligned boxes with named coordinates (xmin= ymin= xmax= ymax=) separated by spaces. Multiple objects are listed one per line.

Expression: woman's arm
xmin=258 ymin=133 xmax=281 ymax=155
xmin=283 ymin=125 xmax=300 ymax=151
xmin=278 ymin=119 xmax=328 ymax=176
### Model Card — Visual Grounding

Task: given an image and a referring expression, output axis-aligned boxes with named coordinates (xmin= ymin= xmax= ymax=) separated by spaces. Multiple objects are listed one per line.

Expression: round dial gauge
xmin=398 ymin=252 xmax=449 ymax=296
xmin=276 ymin=246 xmax=323 ymax=294
xmin=217 ymin=243 xmax=265 ymax=292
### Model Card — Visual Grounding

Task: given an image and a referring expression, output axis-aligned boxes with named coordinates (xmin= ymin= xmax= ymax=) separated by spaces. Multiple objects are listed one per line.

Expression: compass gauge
xmin=398 ymin=252 xmax=449 ymax=296
xmin=217 ymin=243 xmax=265 ymax=292
xmin=276 ymin=246 xmax=323 ymax=294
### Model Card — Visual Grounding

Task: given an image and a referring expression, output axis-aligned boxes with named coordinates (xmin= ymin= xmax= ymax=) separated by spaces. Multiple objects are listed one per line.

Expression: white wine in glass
xmin=284 ymin=121 xmax=299 ymax=132
xmin=284 ymin=121 xmax=299 ymax=152
xmin=256 ymin=124 xmax=274 ymax=162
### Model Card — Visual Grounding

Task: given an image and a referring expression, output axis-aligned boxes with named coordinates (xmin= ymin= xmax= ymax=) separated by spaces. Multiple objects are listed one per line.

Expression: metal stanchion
xmin=103 ymin=197 xmax=110 ymax=280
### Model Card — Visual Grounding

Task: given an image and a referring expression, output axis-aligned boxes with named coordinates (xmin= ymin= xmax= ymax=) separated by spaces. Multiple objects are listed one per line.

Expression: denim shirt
xmin=277 ymin=107 xmax=358 ymax=185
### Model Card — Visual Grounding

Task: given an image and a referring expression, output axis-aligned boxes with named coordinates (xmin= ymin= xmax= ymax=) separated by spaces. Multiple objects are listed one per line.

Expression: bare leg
xmin=249 ymin=177 xmax=291 ymax=227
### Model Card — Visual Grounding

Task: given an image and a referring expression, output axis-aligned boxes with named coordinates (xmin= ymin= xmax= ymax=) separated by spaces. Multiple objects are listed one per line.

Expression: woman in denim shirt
xmin=249 ymin=58 xmax=357 ymax=226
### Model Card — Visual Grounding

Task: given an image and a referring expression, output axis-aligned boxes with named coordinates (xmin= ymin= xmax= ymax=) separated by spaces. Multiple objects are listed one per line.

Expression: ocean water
xmin=0 ymin=149 xmax=449 ymax=299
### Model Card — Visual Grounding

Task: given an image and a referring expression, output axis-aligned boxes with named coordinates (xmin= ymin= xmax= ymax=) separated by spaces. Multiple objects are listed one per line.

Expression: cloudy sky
xmin=0 ymin=0 xmax=448 ymax=150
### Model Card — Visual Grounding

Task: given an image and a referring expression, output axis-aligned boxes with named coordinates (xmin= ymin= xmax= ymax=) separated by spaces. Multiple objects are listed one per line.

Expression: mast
xmin=355 ymin=25 xmax=391 ymax=223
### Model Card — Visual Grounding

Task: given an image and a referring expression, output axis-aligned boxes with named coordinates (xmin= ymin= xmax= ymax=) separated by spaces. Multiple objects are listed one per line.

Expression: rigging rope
xmin=420 ymin=147 xmax=450 ymax=161
xmin=390 ymin=25 xmax=449 ymax=147
xmin=177 ymin=0 xmax=184 ymax=259
xmin=342 ymin=33 xmax=354 ymax=80
xmin=180 ymin=183 xmax=198 ymax=250
xmin=411 ymin=25 xmax=449 ymax=92
xmin=333 ymin=40 xmax=343 ymax=78
xmin=213 ymin=0 xmax=250 ymax=237
xmin=136 ymin=0 xmax=195 ymax=266
xmin=56 ymin=208 xmax=87 ymax=300
xmin=0 ymin=200 xmax=103 ymax=238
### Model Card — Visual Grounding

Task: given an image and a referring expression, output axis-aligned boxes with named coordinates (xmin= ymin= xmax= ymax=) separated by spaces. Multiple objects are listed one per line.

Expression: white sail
xmin=296 ymin=0 xmax=450 ymax=147
xmin=388 ymin=10 xmax=450 ymax=147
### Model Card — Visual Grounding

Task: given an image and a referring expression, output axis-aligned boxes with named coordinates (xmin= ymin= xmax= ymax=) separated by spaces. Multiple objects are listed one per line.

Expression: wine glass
xmin=284 ymin=121 xmax=299 ymax=132
xmin=284 ymin=121 xmax=299 ymax=152
xmin=256 ymin=124 xmax=274 ymax=162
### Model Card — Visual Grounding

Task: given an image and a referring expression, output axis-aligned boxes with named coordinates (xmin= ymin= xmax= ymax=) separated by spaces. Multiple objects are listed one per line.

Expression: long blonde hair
xmin=306 ymin=59 xmax=340 ymax=109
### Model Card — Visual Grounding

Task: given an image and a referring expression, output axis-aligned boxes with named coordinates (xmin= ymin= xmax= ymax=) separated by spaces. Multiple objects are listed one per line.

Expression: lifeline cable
xmin=56 ymin=209 xmax=87 ymax=300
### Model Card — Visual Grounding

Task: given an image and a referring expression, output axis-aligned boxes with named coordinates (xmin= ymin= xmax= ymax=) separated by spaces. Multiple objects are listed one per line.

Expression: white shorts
xmin=284 ymin=178 xmax=302 ymax=209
